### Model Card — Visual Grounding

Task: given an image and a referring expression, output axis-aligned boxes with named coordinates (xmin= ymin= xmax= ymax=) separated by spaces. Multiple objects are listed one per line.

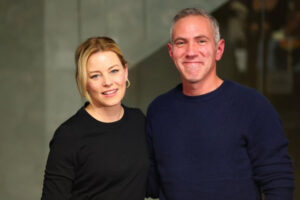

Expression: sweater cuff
xmin=265 ymin=188 xmax=294 ymax=200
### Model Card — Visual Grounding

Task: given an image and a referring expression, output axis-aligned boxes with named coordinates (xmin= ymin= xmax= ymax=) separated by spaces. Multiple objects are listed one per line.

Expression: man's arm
xmin=145 ymin=115 xmax=160 ymax=199
xmin=247 ymin=99 xmax=295 ymax=200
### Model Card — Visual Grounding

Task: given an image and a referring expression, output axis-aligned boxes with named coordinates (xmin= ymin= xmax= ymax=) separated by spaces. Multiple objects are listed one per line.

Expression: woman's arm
xmin=41 ymin=125 xmax=77 ymax=200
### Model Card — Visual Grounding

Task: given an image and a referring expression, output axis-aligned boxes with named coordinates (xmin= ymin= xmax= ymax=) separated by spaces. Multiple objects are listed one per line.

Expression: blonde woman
xmin=42 ymin=37 xmax=148 ymax=200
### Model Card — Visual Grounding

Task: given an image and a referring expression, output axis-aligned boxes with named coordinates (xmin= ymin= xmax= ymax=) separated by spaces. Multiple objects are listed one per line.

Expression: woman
xmin=41 ymin=37 xmax=149 ymax=200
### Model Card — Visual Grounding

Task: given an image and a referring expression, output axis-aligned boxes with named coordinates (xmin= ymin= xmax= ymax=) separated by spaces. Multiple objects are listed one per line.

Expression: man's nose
xmin=186 ymin=42 xmax=198 ymax=57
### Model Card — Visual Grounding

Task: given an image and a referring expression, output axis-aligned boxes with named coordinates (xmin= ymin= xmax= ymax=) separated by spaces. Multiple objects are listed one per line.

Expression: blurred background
xmin=0 ymin=0 xmax=299 ymax=199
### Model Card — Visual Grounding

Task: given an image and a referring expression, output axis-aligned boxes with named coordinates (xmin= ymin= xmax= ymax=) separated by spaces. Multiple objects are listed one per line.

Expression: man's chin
xmin=183 ymin=78 xmax=202 ymax=84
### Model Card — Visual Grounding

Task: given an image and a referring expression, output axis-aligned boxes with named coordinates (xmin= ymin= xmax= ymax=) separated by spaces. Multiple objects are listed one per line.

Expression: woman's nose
xmin=102 ymin=75 xmax=112 ymax=86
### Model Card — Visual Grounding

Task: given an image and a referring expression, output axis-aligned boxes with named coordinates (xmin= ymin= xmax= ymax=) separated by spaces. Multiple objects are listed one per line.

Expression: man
xmin=146 ymin=8 xmax=294 ymax=200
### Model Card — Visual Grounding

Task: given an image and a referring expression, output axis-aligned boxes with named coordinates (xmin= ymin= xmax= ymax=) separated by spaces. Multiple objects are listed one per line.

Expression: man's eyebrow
xmin=194 ymin=35 xmax=209 ymax=40
xmin=173 ymin=35 xmax=210 ymax=42
xmin=173 ymin=37 xmax=187 ymax=42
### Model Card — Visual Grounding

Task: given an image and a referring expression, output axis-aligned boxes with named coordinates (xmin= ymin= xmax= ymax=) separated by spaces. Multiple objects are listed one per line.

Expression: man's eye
xmin=175 ymin=41 xmax=185 ymax=46
xmin=198 ymin=40 xmax=207 ymax=44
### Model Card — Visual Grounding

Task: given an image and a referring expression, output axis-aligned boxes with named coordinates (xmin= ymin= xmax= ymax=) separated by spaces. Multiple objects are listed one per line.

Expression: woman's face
xmin=86 ymin=51 xmax=128 ymax=108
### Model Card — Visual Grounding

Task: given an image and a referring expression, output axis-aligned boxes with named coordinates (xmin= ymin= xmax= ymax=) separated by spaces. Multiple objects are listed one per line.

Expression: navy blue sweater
xmin=146 ymin=80 xmax=294 ymax=200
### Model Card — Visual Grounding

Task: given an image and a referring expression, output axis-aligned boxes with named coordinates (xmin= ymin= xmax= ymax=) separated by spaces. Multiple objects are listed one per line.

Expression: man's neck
xmin=182 ymin=77 xmax=223 ymax=96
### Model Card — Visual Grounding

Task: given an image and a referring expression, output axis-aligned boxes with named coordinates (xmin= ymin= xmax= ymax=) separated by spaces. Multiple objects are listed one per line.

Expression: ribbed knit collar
xmin=174 ymin=80 xmax=230 ymax=102
xmin=78 ymin=102 xmax=128 ymax=129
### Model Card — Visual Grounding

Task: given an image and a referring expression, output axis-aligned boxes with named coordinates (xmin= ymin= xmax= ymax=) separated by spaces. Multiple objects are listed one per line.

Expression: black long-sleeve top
xmin=41 ymin=104 xmax=149 ymax=200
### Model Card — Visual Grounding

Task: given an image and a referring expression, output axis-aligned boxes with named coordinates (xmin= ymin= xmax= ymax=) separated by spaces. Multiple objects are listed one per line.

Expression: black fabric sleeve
xmin=41 ymin=125 xmax=78 ymax=200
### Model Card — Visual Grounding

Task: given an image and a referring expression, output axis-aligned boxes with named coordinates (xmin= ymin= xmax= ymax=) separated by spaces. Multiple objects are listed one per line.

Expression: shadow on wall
xmin=123 ymin=2 xmax=242 ymax=114
xmin=124 ymin=44 xmax=180 ymax=113
xmin=124 ymin=41 xmax=239 ymax=114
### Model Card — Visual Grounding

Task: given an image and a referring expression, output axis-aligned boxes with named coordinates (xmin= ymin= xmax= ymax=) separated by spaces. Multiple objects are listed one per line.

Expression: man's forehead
xmin=172 ymin=17 xmax=212 ymax=37
xmin=173 ymin=35 xmax=209 ymax=41
xmin=174 ymin=15 xmax=209 ymax=25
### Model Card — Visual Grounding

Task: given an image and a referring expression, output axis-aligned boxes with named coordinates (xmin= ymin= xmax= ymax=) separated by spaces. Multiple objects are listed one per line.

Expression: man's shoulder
xmin=225 ymin=80 xmax=264 ymax=99
xmin=148 ymin=85 xmax=179 ymax=111
xmin=225 ymin=80 xmax=275 ymax=111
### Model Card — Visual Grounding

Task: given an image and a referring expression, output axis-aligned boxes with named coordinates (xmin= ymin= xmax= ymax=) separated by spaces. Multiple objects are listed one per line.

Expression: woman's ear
xmin=124 ymin=64 xmax=128 ymax=80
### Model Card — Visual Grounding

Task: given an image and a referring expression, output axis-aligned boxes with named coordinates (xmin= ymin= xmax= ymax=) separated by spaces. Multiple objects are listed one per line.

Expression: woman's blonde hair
xmin=75 ymin=36 xmax=127 ymax=102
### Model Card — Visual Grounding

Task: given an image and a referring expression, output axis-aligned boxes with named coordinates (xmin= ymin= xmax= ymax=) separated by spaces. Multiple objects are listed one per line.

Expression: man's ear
xmin=216 ymin=39 xmax=225 ymax=61
xmin=168 ymin=43 xmax=173 ymax=59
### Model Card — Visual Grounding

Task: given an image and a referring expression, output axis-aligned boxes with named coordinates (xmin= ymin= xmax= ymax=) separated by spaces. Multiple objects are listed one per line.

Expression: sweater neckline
xmin=80 ymin=102 xmax=127 ymax=127
xmin=175 ymin=80 xmax=229 ymax=102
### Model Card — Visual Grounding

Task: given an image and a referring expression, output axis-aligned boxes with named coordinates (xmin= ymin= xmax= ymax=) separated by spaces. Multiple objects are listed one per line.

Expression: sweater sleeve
xmin=41 ymin=125 xmax=78 ymax=200
xmin=145 ymin=111 xmax=160 ymax=199
xmin=246 ymin=98 xmax=295 ymax=200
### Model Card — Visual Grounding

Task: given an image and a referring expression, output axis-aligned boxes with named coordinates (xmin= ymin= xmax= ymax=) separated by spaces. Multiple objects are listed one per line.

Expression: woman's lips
xmin=102 ymin=89 xmax=118 ymax=96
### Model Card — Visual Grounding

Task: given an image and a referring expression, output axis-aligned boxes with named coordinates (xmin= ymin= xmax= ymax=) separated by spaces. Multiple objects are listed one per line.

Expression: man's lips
xmin=183 ymin=61 xmax=204 ymax=68
xmin=183 ymin=61 xmax=203 ymax=64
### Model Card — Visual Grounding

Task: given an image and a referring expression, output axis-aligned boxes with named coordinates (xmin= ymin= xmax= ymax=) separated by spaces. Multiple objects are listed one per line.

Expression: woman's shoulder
xmin=51 ymin=106 xmax=87 ymax=140
xmin=123 ymin=105 xmax=146 ymax=119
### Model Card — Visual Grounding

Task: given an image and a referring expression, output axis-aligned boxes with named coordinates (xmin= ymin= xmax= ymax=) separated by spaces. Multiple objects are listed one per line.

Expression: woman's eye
xmin=91 ymin=74 xmax=99 ymax=79
xmin=111 ymin=69 xmax=119 ymax=73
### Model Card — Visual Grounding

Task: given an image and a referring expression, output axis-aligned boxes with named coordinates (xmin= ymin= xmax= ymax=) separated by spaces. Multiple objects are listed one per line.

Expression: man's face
xmin=168 ymin=15 xmax=224 ymax=86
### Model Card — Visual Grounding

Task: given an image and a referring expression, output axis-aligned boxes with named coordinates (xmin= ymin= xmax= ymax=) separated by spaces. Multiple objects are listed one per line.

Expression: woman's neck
xmin=85 ymin=103 xmax=124 ymax=123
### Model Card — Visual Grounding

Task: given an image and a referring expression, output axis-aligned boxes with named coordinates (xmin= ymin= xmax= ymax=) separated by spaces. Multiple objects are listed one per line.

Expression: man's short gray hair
xmin=170 ymin=8 xmax=221 ymax=44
